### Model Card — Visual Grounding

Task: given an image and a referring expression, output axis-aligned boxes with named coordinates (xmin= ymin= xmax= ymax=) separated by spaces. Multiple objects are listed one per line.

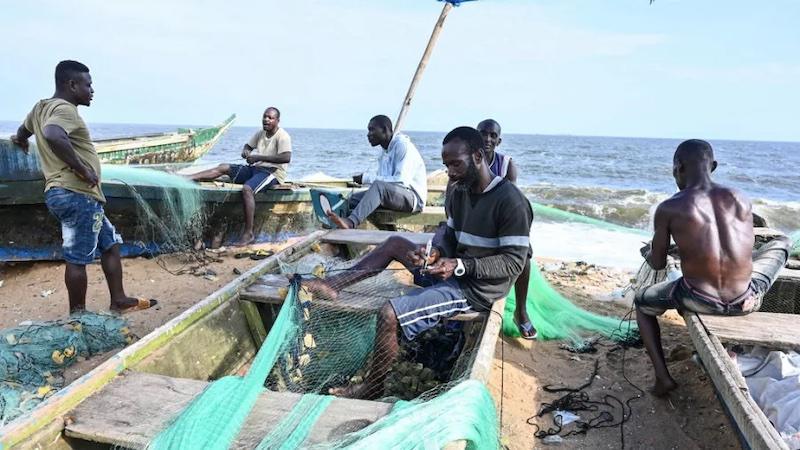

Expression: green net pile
xmin=501 ymin=262 xmax=636 ymax=344
xmin=501 ymin=202 xmax=643 ymax=343
xmin=0 ymin=312 xmax=134 ymax=425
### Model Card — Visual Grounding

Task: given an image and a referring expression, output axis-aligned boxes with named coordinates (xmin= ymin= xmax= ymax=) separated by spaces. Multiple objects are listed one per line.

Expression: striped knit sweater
xmin=433 ymin=176 xmax=533 ymax=310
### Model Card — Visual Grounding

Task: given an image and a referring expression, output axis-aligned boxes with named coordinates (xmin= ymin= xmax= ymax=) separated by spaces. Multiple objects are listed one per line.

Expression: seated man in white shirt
xmin=327 ymin=115 xmax=427 ymax=229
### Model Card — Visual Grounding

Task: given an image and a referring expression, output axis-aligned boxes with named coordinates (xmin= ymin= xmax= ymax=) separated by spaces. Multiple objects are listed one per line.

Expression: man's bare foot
xmin=649 ymin=377 xmax=678 ymax=397
xmin=327 ymin=212 xmax=353 ymax=229
xmin=303 ymin=278 xmax=339 ymax=301
xmin=233 ymin=232 xmax=255 ymax=247
xmin=328 ymin=383 xmax=379 ymax=400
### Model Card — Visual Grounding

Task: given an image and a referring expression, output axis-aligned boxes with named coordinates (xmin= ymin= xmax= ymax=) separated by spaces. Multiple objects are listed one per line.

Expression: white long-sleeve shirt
xmin=362 ymin=133 xmax=428 ymax=207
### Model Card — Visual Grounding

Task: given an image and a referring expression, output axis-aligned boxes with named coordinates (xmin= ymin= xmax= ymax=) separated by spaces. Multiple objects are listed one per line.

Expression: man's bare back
xmin=658 ymin=183 xmax=754 ymax=301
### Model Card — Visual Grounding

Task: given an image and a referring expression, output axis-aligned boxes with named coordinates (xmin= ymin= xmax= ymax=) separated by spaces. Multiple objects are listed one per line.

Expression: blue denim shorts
xmin=45 ymin=187 xmax=123 ymax=265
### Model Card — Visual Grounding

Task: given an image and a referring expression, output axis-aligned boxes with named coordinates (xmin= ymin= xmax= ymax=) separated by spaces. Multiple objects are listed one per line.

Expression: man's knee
xmin=218 ymin=163 xmax=231 ymax=173
xmin=372 ymin=180 xmax=389 ymax=194
xmin=378 ymin=302 xmax=398 ymax=328
xmin=381 ymin=235 xmax=415 ymax=255
xmin=242 ymin=184 xmax=254 ymax=195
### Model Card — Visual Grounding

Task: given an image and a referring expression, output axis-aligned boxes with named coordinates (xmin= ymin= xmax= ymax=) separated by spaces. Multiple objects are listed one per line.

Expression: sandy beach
xmin=0 ymin=251 xmax=740 ymax=449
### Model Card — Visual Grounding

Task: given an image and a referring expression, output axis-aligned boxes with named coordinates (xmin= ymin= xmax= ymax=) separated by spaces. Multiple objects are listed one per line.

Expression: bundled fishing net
xmin=0 ymin=312 xmax=134 ymax=425
xmin=148 ymin=253 xmax=499 ymax=449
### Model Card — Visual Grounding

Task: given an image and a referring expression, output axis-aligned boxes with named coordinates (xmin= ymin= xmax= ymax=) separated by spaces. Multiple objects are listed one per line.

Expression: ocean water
xmin=2 ymin=121 xmax=798 ymax=268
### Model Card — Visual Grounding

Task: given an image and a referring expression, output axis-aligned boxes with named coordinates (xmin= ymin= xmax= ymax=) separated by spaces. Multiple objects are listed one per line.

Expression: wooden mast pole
xmin=394 ymin=1 xmax=454 ymax=134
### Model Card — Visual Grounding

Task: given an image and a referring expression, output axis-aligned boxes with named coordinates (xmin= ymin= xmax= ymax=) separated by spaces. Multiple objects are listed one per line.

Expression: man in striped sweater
xmin=304 ymin=126 xmax=533 ymax=399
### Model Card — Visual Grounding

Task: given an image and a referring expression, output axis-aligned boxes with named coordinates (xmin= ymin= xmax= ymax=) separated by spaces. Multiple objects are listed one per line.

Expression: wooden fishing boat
xmin=0 ymin=229 xmax=504 ymax=449
xmin=93 ymin=115 xmax=236 ymax=165
xmin=0 ymin=177 xmax=351 ymax=262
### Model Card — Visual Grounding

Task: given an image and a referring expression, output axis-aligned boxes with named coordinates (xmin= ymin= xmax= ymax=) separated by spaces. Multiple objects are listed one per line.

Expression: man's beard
xmin=453 ymin=159 xmax=479 ymax=192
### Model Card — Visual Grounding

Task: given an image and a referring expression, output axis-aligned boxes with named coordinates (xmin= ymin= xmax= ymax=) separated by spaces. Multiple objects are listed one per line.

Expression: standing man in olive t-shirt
xmin=187 ymin=107 xmax=292 ymax=246
xmin=10 ymin=60 xmax=157 ymax=315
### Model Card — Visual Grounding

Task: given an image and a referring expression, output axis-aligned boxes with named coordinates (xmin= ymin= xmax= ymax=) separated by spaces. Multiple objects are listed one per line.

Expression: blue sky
xmin=2 ymin=0 xmax=798 ymax=141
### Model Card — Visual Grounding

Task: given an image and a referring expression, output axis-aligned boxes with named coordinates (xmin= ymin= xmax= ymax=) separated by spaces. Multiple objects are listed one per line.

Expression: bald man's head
xmin=672 ymin=139 xmax=717 ymax=190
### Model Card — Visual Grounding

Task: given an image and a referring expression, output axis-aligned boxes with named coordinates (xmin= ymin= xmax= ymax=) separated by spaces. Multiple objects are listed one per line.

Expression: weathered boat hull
xmin=94 ymin=114 xmax=236 ymax=164
xmin=0 ymin=230 xmax=503 ymax=449
xmin=0 ymin=180 xmax=347 ymax=262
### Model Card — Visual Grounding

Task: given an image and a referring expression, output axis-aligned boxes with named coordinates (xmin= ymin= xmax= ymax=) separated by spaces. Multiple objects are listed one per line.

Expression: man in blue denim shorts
xmin=187 ymin=107 xmax=292 ymax=246
xmin=11 ymin=60 xmax=157 ymax=315
xmin=634 ymin=139 xmax=790 ymax=397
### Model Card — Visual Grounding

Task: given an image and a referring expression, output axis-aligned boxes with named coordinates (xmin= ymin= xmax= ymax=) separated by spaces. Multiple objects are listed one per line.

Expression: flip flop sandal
xmin=311 ymin=189 xmax=348 ymax=229
xmin=234 ymin=251 xmax=253 ymax=259
xmin=249 ymin=249 xmax=275 ymax=260
xmin=514 ymin=318 xmax=538 ymax=340
xmin=113 ymin=298 xmax=158 ymax=315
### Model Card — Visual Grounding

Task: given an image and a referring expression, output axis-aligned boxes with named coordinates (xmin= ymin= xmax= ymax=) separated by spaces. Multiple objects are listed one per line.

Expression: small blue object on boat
xmin=310 ymin=189 xmax=348 ymax=228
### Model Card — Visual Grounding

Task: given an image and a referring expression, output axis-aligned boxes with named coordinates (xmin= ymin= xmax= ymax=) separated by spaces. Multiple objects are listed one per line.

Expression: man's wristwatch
xmin=454 ymin=258 xmax=466 ymax=277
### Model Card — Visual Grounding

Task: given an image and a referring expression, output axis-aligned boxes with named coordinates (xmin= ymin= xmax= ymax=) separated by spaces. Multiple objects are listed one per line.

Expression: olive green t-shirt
xmin=246 ymin=127 xmax=292 ymax=183
xmin=23 ymin=98 xmax=105 ymax=202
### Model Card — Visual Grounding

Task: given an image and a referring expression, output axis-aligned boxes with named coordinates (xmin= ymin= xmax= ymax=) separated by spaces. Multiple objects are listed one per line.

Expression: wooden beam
xmin=321 ymin=229 xmax=433 ymax=246
xmin=394 ymin=1 xmax=454 ymax=133
xmin=370 ymin=206 xmax=445 ymax=227
xmin=64 ymin=372 xmax=394 ymax=449
xmin=0 ymin=230 xmax=327 ymax=449
xmin=694 ymin=312 xmax=800 ymax=351
xmin=239 ymin=266 xmax=486 ymax=322
xmin=684 ymin=313 xmax=788 ymax=450
xmin=240 ymin=300 xmax=268 ymax=347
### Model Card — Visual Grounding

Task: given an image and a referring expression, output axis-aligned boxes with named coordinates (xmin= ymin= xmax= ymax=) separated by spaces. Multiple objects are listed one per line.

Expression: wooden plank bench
xmin=240 ymin=271 xmax=486 ymax=323
xmin=691 ymin=311 xmax=800 ymax=351
xmin=65 ymin=371 xmax=394 ymax=449
xmin=369 ymin=206 xmax=445 ymax=228
xmin=321 ymin=229 xmax=433 ymax=246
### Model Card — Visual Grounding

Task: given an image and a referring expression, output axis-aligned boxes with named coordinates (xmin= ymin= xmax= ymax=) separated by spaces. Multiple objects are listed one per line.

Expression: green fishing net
xmin=149 ymin=254 xmax=500 ymax=450
xmin=790 ymin=230 xmax=800 ymax=257
xmin=103 ymin=166 xmax=206 ymax=254
xmin=531 ymin=202 xmax=650 ymax=237
xmin=501 ymin=262 xmax=636 ymax=344
xmin=0 ymin=312 xmax=134 ymax=425
xmin=500 ymin=202 xmax=642 ymax=343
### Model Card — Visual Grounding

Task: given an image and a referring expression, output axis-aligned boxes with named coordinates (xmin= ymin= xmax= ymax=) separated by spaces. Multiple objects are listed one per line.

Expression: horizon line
xmin=1 ymin=118 xmax=798 ymax=145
